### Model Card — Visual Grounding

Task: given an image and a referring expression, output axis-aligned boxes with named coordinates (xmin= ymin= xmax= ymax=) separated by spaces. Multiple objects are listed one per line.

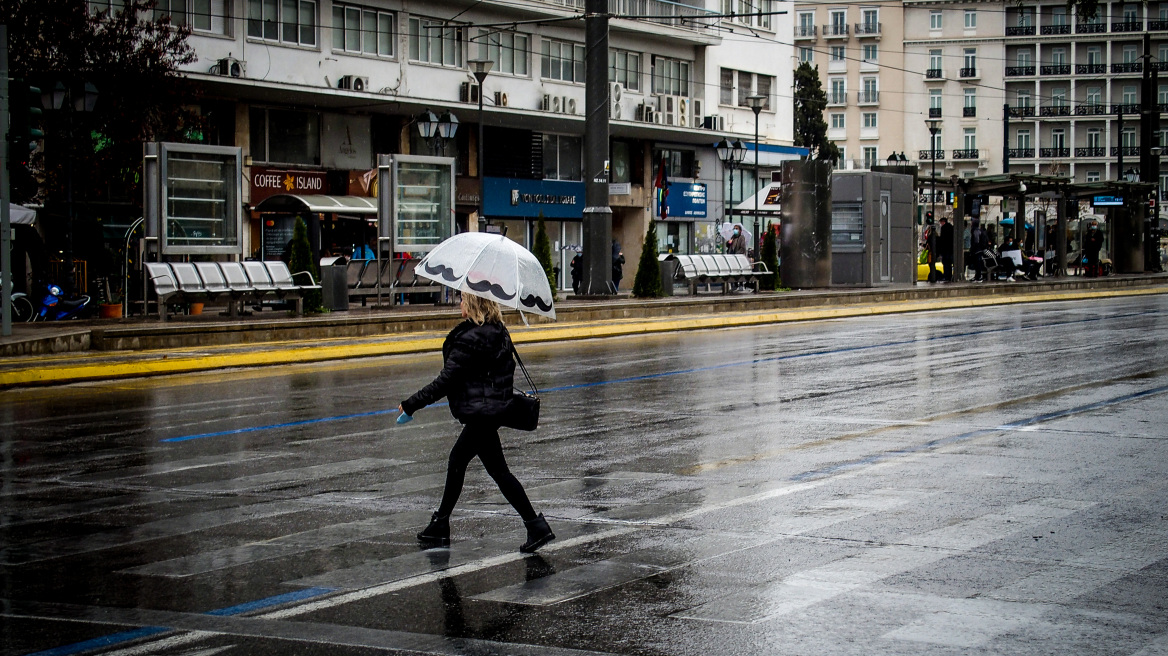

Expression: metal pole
xmin=727 ymin=162 xmax=733 ymax=252
xmin=477 ymin=86 xmax=485 ymax=230
xmin=753 ymin=111 xmax=761 ymax=259
xmin=1003 ymin=103 xmax=1010 ymax=174
xmin=1 ymin=26 xmax=11 ymax=336
xmin=582 ymin=0 xmax=612 ymax=294
xmin=1116 ymin=110 xmax=1124 ymax=180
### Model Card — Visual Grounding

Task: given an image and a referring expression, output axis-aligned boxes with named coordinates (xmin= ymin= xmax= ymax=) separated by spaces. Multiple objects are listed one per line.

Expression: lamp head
xmin=715 ymin=138 xmax=733 ymax=165
xmin=437 ymin=110 xmax=459 ymax=140
xmin=746 ymin=94 xmax=767 ymax=114
xmin=416 ymin=109 xmax=439 ymax=139
xmin=926 ymin=118 xmax=940 ymax=134
xmin=731 ymin=139 xmax=748 ymax=164
xmin=468 ymin=59 xmax=494 ymax=84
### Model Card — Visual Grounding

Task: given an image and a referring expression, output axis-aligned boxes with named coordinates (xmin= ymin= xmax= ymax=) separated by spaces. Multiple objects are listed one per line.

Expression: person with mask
xmin=726 ymin=224 xmax=747 ymax=255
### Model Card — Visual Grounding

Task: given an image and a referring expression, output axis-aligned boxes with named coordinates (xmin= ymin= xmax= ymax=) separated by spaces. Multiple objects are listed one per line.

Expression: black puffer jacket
xmin=401 ymin=320 xmax=515 ymax=422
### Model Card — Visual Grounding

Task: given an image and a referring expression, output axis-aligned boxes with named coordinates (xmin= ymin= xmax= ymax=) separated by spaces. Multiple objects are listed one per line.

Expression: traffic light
xmin=925 ymin=211 xmax=934 ymax=223
xmin=6 ymin=78 xmax=43 ymax=175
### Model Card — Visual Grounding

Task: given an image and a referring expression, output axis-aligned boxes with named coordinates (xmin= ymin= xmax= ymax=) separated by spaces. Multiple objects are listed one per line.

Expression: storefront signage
xmin=1091 ymin=195 xmax=1124 ymax=207
xmin=484 ymin=177 xmax=585 ymax=219
xmin=322 ymin=114 xmax=372 ymax=170
xmin=609 ymin=182 xmax=632 ymax=196
xmin=656 ymin=182 xmax=707 ymax=219
xmin=250 ymin=167 xmax=328 ymax=204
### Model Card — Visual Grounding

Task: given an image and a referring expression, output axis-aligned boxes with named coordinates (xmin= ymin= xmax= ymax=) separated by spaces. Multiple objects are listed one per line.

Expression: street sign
xmin=1092 ymin=195 xmax=1124 ymax=207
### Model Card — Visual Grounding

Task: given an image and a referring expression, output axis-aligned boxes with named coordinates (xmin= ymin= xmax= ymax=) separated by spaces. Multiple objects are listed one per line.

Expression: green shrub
xmin=632 ymin=221 xmax=664 ymax=298
xmin=289 ymin=216 xmax=323 ymax=312
xmin=533 ymin=215 xmax=557 ymax=300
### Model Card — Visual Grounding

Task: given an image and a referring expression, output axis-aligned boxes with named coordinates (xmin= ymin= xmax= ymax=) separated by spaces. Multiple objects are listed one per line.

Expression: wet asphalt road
xmin=2 ymin=295 xmax=1167 ymax=656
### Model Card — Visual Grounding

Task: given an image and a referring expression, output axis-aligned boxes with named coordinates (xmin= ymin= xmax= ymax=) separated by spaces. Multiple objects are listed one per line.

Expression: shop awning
xmin=253 ymin=194 xmax=377 ymax=214
xmin=7 ymin=203 xmax=36 ymax=225
xmin=733 ymin=184 xmax=782 ymax=215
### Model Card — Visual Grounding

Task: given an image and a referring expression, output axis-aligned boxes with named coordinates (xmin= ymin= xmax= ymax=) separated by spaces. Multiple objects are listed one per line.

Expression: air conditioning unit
xmin=541 ymin=94 xmax=552 ymax=111
xmin=494 ymin=91 xmax=509 ymax=107
xmin=691 ymin=99 xmax=703 ymax=127
xmin=215 ymin=57 xmax=245 ymax=78
xmin=551 ymin=95 xmax=563 ymax=113
xmin=460 ymin=82 xmax=480 ymax=103
xmin=677 ymin=97 xmax=691 ymax=128
xmin=609 ymin=82 xmax=624 ymax=120
xmin=656 ymin=95 xmax=676 ymax=126
xmin=635 ymin=103 xmax=655 ymax=123
xmin=337 ymin=75 xmax=369 ymax=91
xmin=565 ymin=97 xmax=577 ymax=114
xmin=702 ymin=114 xmax=725 ymax=131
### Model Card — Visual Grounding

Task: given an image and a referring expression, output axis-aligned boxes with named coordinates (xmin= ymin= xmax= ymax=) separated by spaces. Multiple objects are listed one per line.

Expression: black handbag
xmin=501 ymin=344 xmax=540 ymax=431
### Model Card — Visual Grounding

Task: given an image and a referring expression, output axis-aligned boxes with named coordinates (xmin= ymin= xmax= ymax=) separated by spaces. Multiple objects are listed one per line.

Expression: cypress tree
xmin=289 ymin=216 xmax=323 ymax=312
xmin=632 ymin=220 xmax=664 ymax=298
xmin=533 ymin=215 xmax=557 ymax=300
xmin=759 ymin=222 xmax=780 ymax=291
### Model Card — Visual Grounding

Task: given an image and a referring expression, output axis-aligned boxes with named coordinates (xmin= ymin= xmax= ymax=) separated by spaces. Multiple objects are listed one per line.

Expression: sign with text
xmin=322 ymin=114 xmax=372 ymax=170
xmin=1091 ymin=195 xmax=1124 ymax=207
xmin=656 ymin=182 xmax=707 ymax=219
xmin=249 ymin=167 xmax=328 ymax=204
xmin=483 ymin=177 xmax=585 ymax=219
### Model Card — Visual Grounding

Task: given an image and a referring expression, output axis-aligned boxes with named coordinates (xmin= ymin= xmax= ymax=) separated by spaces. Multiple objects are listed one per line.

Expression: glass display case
xmin=391 ymin=155 xmax=454 ymax=254
xmin=159 ymin=143 xmax=242 ymax=255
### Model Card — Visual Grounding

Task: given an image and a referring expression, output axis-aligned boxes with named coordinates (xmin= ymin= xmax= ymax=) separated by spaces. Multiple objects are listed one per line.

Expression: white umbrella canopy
xmin=718 ymin=222 xmax=752 ymax=243
xmin=415 ymin=232 xmax=556 ymax=320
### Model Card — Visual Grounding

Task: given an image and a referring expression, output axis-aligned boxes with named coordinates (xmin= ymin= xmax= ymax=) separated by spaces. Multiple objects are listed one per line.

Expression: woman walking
xmin=399 ymin=293 xmax=555 ymax=553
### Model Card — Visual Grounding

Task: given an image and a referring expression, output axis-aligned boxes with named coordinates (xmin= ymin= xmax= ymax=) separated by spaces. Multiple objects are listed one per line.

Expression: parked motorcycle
xmin=11 ymin=292 xmax=35 ymax=322
xmin=33 ymin=284 xmax=94 ymax=321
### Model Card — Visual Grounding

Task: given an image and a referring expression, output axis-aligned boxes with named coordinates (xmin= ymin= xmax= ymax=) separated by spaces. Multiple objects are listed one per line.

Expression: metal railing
xmin=1111 ymin=146 xmax=1141 ymax=157
xmin=1076 ymin=64 xmax=1106 ymax=74
xmin=827 ymin=93 xmax=847 ymax=105
xmin=854 ymin=22 xmax=881 ymax=36
xmin=952 ymin=149 xmax=979 ymax=159
xmin=1075 ymin=147 xmax=1106 ymax=157
xmin=963 ymin=106 xmax=976 ymax=117
xmin=606 ymin=0 xmax=719 ymax=29
xmin=1007 ymin=148 xmax=1035 ymax=158
xmin=857 ymin=91 xmax=879 ymax=104
xmin=823 ymin=23 xmax=849 ymax=37
xmin=1111 ymin=20 xmax=1144 ymax=32
xmin=1007 ymin=106 xmax=1035 ymax=118
xmin=795 ymin=24 xmax=817 ymax=38
xmin=928 ymin=107 xmax=942 ymax=118
xmin=1111 ymin=62 xmax=1143 ymax=74
xmin=1075 ymin=104 xmax=1108 ymax=115
xmin=1006 ymin=25 xmax=1036 ymax=36
xmin=918 ymin=149 xmax=943 ymax=160
xmin=959 ymin=67 xmax=978 ymax=78
xmin=1040 ymin=105 xmax=1071 ymax=116
xmin=1040 ymin=147 xmax=1070 ymax=158
xmin=1151 ymin=19 xmax=1168 ymax=30
xmin=1041 ymin=24 xmax=1071 ymax=35
xmin=1111 ymin=103 xmax=1140 ymax=115
xmin=1006 ymin=66 xmax=1036 ymax=76
xmin=1076 ymin=22 xmax=1106 ymax=33
xmin=925 ymin=68 xmax=943 ymax=79
xmin=1041 ymin=64 xmax=1071 ymax=75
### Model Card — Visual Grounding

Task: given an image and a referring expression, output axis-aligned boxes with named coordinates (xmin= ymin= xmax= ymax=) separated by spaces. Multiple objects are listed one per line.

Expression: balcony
xmin=1162 ymin=103 xmax=1168 ymax=113
xmin=1006 ymin=25 xmax=1036 ymax=36
xmin=959 ymin=67 xmax=978 ymax=79
xmin=1008 ymin=148 xmax=1035 ymax=158
xmin=1076 ymin=21 xmax=1106 ymax=33
xmin=1075 ymin=103 xmax=1108 ymax=116
xmin=1111 ymin=146 xmax=1141 ymax=157
xmin=1075 ymin=147 xmax=1106 ymax=157
xmin=963 ymin=106 xmax=976 ymax=117
xmin=1041 ymin=64 xmax=1071 ymax=76
xmin=1040 ymin=147 xmax=1070 ymax=158
xmin=857 ymin=90 xmax=880 ymax=105
xmin=925 ymin=68 xmax=944 ymax=79
xmin=1008 ymin=106 xmax=1035 ymax=118
xmin=1039 ymin=105 xmax=1071 ymax=117
xmin=795 ymin=24 xmax=817 ymax=39
xmin=855 ymin=22 xmax=881 ymax=37
xmin=952 ymin=149 xmax=979 ymax=160
xmin=928 ymin=107 xmax=942 ymax=118
xmin=827 ymin=92 xmax=847 ymax=106
xmin=1111 ymin=62 xmax=1143 ymax=74
xmin=1111 ymin=20 xmax=1144 ymax=32
xmin=1151 ymin=19 xmax=1168 ymax=30
xmin=1041 ymin=24 xmax=1072 ymax=35
xmin=918 ymin=149 xmax=944 ymax=160
xmin=1111 ymin=103 xmax=1140 ymax=115
xmin=823 ymin=24 xmax=849 ymax=38
xmin=1156 ymin=62 xmax=1168 ymax=72
xmin=1076 ymin=64 xmax=1106 ymax=75
xmin=1006 ymin=66 xmax=1036 ymax=76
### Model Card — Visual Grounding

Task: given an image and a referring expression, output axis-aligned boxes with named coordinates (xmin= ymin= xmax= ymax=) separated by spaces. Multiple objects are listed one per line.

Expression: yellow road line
xmin=2 ymin=286 xmax=1164 ymax=388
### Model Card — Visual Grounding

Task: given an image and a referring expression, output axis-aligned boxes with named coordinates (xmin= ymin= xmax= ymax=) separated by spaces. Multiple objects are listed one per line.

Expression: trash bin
xmin=658 ymin=258 xmax=678 ymax=296
xmin=319 ymin=257 xmax=350 ymax=311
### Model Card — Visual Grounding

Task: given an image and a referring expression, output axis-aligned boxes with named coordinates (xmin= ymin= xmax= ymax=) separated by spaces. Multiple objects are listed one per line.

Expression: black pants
xmin=437 ymin=422 xmax=536 ymax=522
xmin=940 ymin=253 xmax=954 ymax=281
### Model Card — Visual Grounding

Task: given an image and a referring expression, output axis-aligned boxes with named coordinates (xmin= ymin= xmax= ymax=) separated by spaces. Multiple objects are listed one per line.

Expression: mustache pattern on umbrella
xmin=520 ymin=294 xmax=553 ymax=312
xmin=466 ymin=277 xmax=516 ymax=301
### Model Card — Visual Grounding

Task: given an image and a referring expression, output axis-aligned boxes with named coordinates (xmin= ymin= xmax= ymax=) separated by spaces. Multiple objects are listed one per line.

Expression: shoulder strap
xmin=510 ymin=343 xmax=538 ymax=394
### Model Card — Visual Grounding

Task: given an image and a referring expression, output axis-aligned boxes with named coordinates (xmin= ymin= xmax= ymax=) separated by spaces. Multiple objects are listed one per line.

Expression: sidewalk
xmin=2 ymin=275 xmax=1166 ymax=389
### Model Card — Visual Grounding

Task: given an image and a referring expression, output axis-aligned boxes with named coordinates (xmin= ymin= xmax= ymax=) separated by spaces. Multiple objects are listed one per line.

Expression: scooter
xmin=33 ymin=284 xmax=94 ymax=321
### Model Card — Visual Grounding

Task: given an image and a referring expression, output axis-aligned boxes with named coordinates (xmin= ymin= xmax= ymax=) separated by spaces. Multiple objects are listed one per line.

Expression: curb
xmin=2 ymin=285 xmax=1165 ymax=389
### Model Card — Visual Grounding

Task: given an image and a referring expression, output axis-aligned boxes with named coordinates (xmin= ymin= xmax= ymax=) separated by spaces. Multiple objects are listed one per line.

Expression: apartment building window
xmin=88 ymin=0 xmax=126 ymax=14
xmin=1017 ymin=49 xmax=1032 ymax=67
xmin=831 ymin=46 xmax=845 ymax=62
xmin=931 ymin=129 xmax=942 ymax=152
xmin=1017 ymin=89 xmax=1032 ymax=108
xmin=1160 ymin=84 xmax=1168 ymax=104
xmin=862 ymin=9 xmax=878 ymax=28
xmin=724 ymin=0 xmax=773 ymax=29
xmin=1161 ymin=4 xmax=1168 ymax=20
xmin=609 ymin=48 xmax=640 ymax=90
xmin=964 ymin=9 xmax=977 ymax=28
xmin=1083 ymin=8 xmax=1104 ymax=24
xmin=964 ymin=87 xmax=976 ymax=109
xmin=248 ymin=0 xmax=317 ymax=45
xmin=1087 ymin=47 xmax=1102 ymax=65
xmin=1160 ymin=45 xmax=1168 ymax=64
xmin=157 ymin=0 xmax=229 ymax=34
xmin=830 ymin=78 xmax=846 ymax=103
xmin=799 ymin=47 xmax=814 ymax=63
xmin=963 ymin=48 xmax=977 ymax=71
xmin=1087 ymin=87 xmax=1102 ymax=106
xmin=1052 ymin=6 xmax=1068 ymax=25
xmin=733 ymin=71 xmax=773 ymax=109
xmin=1017 ymin=129 xmax=1030 ymax=150
xmin=798 ymin=12 xmax=814 ymax=34
xmin=863 ymin=146 xmax=878 ymax=168
xmin=1051 ymin=128 xmax=1065 ymax=149
xmin=831 ymin=10 xmax=846 ymax=31
xmin=863 ymin=112 xmax=877 ymax=128
xmin=831 ymin=113 xmax=845 ymax=129
xmin=334 ymin=4 xmax=394 ymax=57
xmin=652 ymin=56 xmax=691 ymax=96
xmin=930 ymin=88 xmax=942 ymax=110
xmin=1121 ymin=128 xmax=1136 ymax=149
xmin=963 ymin=128 xmax=977 ymax=151
xmin=1086 ymin=171 xmax=1100 ymax=182
xmin=1122 ymin=4 xmax=1138 ymax=21
xmin=410 ymin=18 xmax=463 ymax=66
xmin=1123 ymin=85 xmax=1137 ymax=104
xmin=542 ymin=134 xmax=582 ymax=182
xmin=1087 ymin=128 xmax=1101 ymax=148
xmin=929 ymin=49 xmax=942 ymax=71
xmin=543 ymin=39 xmax=585 ymax=82
xmin=1052 ymin=48 xmax=1067 ymax=66
xmin=861 ymin=77 xmax=877 ymax=102
xmin=1123 ymin=46 xmax=1138 ymax=64
xmin=473 ymin=30 xmax=529 ymax=76
xmin=862 ymin=44 xmax=877 ymax=62
xmin=249 ymin=107 xmax=321 ymax=165
xmin=1052 ymin=87 xmax=1067 ymax=107
xmin=837 ymin=147 xmax=846 ymax=164
xmin=930 ymin=10 xmax=942 ymax=30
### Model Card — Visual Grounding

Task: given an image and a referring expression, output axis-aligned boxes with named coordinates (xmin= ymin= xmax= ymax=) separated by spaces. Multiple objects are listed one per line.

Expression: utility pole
xmin=581 ymin=0 xmax=612 ymax=295
xmin=1003 ymin=104 xmax=1010 ymax=174
xmin=1139 ymin=32 xmax=1161 ymax=270
xmin=1 ymin=26 xmax=12 ymax=337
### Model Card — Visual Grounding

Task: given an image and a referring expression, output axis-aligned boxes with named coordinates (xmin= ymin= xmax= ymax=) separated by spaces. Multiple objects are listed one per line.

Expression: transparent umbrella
xmin=415 ymin=232 xmax=556 ymax=321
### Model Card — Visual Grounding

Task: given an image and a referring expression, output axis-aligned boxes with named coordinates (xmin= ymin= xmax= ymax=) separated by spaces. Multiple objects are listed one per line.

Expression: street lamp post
xmin=716 ymin=139 xmax=747 ymax=252
xmin=468 ymin=59 xmax=494 ymax=231
xmin=926 ymin=118 xmax=941 ymax=244
xmin=747 ymin=95 xmax=767 ymax=258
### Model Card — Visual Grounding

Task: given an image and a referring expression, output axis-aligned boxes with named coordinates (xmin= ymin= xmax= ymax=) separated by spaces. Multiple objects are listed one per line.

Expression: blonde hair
xmin=463 ymin=293 xmax=504 ymax=325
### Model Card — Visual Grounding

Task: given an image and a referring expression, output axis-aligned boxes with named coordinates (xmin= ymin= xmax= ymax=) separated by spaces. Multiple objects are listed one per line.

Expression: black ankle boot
xmin=417 ymin=512 xmax=450 ymax=546
xmin=520 ymin=513 xmax=555 ymax=553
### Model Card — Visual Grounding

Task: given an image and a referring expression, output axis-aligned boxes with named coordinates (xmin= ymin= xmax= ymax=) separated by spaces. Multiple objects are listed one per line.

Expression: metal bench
xmin=143 ymin=261 xmax=320 ymax=320
xmin=666 ymin=254 xmax=773 ymax=294
xmin=346 ymin=257 xmax=444 ymax=306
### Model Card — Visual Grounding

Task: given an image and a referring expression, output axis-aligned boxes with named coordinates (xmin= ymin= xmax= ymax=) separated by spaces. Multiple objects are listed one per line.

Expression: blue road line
xmin=23 ymin=587 xmax=336 ymax=656
xmin=790 ymin=383 xmax=1168 ymax=482
xmin=160 ymin=308 xmax=1159 ymax=444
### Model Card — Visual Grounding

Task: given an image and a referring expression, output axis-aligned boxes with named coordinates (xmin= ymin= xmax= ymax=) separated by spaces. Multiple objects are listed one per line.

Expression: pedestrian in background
xmin=1083 ymin=222 xmax=1105 ymax=277
xmin=570 ymin=251 xmax=582 ymax=295
xmin=938 ymin=216 xmax=954 ymax=282
xmin=921 ymin=215 xmax=937 ymax=283
xmin=726 ymin=224 xmax=747 ymax=255
xmin=611 ymin=240 xmax=625 ymax=291
xmin=970 ymin=219 xmax=990 ymax=282
xmin=400 ymin=293 xmax=555 ymax=553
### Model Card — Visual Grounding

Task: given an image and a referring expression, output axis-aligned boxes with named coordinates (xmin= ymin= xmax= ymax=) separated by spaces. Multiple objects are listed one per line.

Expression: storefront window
xmin=250 ymin=108 xmax=321 ymax=166
xmin=657 ymin=222 xmax=690 ymax=254
xmin=542 ymin=134 xmax=582 ymax=181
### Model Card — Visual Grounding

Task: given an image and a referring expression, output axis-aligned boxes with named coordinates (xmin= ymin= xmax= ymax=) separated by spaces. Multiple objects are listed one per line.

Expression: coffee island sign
xmin=249 ymin=167 xmax=328 ymax=204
